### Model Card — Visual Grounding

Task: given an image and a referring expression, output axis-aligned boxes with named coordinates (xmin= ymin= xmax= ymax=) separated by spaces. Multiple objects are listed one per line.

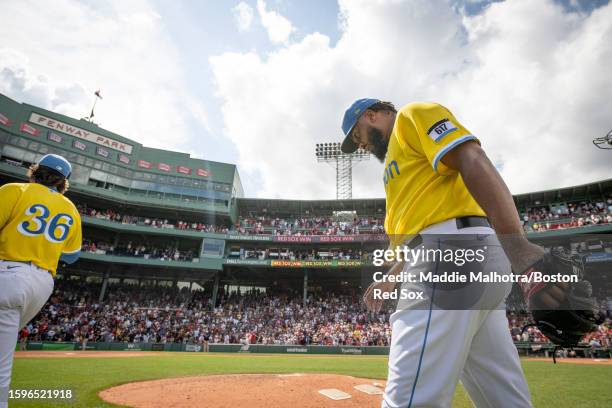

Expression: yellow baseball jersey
xmin=0 ymin=182 xmax=82 ymax=275
xmin=384 ymin=102 xmax=485 ymax=246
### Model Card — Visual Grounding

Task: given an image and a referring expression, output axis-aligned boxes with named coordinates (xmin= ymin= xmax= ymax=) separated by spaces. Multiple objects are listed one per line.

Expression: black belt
xmin=405 ymin=216 xmax=491 ymax=249
xmin=456 ymin=216 xmax=490 ymax=229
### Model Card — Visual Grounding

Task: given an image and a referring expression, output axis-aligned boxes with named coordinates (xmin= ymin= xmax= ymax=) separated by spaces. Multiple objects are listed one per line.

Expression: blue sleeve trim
xmin=433 ymin=127 xmax=457 ymax=143
xmin=432 ymin=135 xmax=477 ymax=174
xmin=60 ymin=251 xmax=80 ymax=264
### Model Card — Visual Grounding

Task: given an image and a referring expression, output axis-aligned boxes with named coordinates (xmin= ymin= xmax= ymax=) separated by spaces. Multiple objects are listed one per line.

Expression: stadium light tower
xmin=593 ymin=129 xmax=612 ymax=149
xmin=315 ymin=142 xmax=369 ymax=199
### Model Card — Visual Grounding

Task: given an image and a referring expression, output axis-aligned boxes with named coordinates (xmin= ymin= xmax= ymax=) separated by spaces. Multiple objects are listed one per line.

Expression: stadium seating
xmin=23 ymin=279 xmax=611 ymax=348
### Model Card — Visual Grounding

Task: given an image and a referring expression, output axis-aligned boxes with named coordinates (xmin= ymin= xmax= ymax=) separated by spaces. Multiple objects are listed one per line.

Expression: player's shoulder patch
xmin=427 ymin=118 xmax=457 ymax=143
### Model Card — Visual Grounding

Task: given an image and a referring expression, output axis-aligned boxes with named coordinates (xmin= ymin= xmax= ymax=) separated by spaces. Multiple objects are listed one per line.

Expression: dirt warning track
xmin=14 ymin=351 xmax=169 ymax=358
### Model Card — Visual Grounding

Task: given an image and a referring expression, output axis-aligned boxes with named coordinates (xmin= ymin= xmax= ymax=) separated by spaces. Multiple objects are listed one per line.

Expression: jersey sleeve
xmin=0 ymin=184 xmax=21 ymax=231
xmin=402 ymin=103 xmax=479 ymax=175
xmin=62 ymin=208 xmax=82 ymax=263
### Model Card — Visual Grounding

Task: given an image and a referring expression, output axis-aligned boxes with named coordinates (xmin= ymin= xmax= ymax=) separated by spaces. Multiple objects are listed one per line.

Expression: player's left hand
xmin=519 ymin=250 xmax=575 ymax=310
xmin=519 ymin=250 xmax=604 ymax=347
xmin=529 ymin=282 xmax=569 ymax=309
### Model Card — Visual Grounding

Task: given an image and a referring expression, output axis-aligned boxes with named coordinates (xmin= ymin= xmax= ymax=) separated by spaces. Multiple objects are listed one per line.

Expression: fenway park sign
xmin=29 ymin=112 xmax=133 ymax=154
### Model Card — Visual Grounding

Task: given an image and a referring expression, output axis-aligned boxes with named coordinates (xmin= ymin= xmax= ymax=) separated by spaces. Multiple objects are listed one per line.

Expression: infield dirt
xmin=99 ymin=373 xmax=386 ymax=408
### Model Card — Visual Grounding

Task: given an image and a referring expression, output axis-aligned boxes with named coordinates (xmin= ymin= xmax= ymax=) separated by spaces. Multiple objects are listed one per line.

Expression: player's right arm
xmin=399 ymin=102 xmax=541 ymax=270
xmin=0 ymin=183 xmax=21 ymax=231
xmin=440 ymin=137 xmax=566 ymax=308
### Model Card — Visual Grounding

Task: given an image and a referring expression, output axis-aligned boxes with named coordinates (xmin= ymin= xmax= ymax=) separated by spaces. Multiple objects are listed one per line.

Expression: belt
xmin=405 ymin=216 xmax=491 ymax=249
xmin=0 ymin=260 xmax=31 ymax=266
xmin=0 ymin=260 xmax=50 ymax=274
xmin=456 ymin=216 xmax=491 ymax=229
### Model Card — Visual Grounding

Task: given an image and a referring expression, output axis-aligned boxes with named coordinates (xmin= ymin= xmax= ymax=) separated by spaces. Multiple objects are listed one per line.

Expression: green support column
xmin=99 ymin=271 xmax=110 ymax=303
xmin=211 ymin=273 xmax=220 ymax=309
xmin=303 ymin=270 xmax=308 ymax=307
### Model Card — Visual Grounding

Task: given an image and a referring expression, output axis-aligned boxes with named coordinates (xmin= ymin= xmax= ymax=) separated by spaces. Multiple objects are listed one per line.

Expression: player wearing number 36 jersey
xmin=0 ymin=154 xmax=82 ymax=408
xmin=0 ymin=169 xmax=82 ymax=273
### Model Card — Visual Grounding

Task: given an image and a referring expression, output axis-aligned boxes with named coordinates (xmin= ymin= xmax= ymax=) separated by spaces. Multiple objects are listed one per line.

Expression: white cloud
xmin=233 ymin=2 xmax=255 ymax=32
xmin=211 ymin=0 xmax=612 ymax=199
xmin=256 ymin=0 xmax=296 ymax=44
xmin=0 ymin=0 xmax=210 ymax=155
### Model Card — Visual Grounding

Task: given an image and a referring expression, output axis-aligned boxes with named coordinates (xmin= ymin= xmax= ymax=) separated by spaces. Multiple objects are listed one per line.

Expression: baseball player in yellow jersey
xmin=340 ymin=99 xmax=568 ymax=408
xmin=0 ymin=154 xmax=82 ymax=407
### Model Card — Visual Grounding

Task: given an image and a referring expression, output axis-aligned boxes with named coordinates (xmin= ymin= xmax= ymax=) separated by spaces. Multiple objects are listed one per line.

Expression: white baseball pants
xmin=382 ymin=219 xmax=532 ymax=408
xmin=0 ymin=261 xmax=54 ymax=408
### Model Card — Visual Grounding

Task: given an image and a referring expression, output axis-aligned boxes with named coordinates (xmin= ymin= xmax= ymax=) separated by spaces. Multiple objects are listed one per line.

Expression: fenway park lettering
xmin=29 ymin=112 xmax=133 ymax=154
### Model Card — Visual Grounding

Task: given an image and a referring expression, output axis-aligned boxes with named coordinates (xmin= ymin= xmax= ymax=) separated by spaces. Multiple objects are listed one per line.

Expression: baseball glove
xmin=518 ymin=249 xmax=604 ymax=349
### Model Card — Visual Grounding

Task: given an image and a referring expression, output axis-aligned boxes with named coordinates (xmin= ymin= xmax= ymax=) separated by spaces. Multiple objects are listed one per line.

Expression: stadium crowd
xmin=78 ymin=198 xmax=612 ymax=236
xmin=236 ymin=215 xmax=385 ymax=236
xmin=81 ymin=240 xmax=196 ymax=262
xmin=77 ymin=204 xmax=385 ymax=236
xmin=37 ymin=199 xmax=611 ymax=352
xmin=521 ymin=197 xmax=612 ymax=232
xmin=229 ymin=247 xmax=371 ymax=261
xmin=22 ymin=280 xmax=391 ymax=347
xmin=21 ymin=280 xmax=611 ymax=350
xmin=77 ymin=204 xmax=229 ymax=234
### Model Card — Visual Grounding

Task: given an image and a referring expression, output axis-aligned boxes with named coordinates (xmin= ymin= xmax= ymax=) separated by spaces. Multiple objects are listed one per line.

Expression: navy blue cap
xmin=340 ymin=98 xmax=380 ymax=153
xmin=38 ymin=154 xmax=72 ymax=178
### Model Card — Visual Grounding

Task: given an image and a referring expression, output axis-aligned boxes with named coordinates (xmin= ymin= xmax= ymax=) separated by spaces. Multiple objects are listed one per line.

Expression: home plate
xmin=318 ymin=389 xmax=352 ymax=400
xmin=354 ymin=384 xmax=383 ymax=395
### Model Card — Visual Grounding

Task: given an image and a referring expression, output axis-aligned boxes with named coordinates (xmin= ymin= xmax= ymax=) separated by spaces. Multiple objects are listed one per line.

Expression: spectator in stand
xmin=81 ymin=240 xmax=195 ymax=262
xmin=18 ymin=328 xmax=28 ymax=351
xmin=76 ymin=204 xmax=230 ymax=235
xmin=520 ymin=197 xmax=611 ymax=233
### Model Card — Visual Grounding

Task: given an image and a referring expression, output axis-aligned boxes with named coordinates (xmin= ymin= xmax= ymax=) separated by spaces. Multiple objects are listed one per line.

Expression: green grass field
xmin=9 ymin=353 xmax=612 ymax=407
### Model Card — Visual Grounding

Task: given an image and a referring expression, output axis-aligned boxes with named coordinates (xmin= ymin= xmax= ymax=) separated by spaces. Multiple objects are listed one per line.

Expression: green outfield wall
xmin=19 ymin=342 xmax=390 ymax=354
xmin=19 ymin=341 xmax=610 ymax=358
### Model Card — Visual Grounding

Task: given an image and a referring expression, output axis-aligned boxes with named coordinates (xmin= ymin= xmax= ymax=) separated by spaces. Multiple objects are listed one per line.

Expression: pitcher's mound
xmin=99 ymin=373 xmax=386 ymax=408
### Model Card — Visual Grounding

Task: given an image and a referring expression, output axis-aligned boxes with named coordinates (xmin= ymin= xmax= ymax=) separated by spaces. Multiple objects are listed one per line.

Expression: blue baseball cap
xmin=340 ymin=98 xmax=380 ymax=153
xmin=38 ymin=154 xmax=72 ymax=178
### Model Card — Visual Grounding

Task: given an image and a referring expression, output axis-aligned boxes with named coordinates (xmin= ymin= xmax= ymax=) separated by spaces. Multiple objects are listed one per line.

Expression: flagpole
xmin=87 ymin=90 xmax=102 ymax=122
xmin=89 ymin=97 xmax=98 ymax=120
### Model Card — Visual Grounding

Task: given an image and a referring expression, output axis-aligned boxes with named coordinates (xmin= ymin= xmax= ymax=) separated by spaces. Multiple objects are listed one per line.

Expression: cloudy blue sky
xmin=1 ymin=0 xmax=611 ymax=199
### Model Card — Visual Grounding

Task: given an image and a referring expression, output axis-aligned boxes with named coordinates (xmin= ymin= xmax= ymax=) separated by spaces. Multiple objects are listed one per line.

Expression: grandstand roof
xmin=238 ymin=177 xmax=612 ymax=215
xmin=237 ymin=197 xmax=386 ymax=217
xmin=513 ymin=178 xmax=612 ymax=207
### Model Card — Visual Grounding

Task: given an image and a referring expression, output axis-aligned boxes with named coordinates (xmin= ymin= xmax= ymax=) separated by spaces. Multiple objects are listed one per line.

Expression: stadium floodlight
xmin=315 ymin=142 xmax=369 ymax=199
xmin=593 ymin=129 xmax=612 ymax=149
